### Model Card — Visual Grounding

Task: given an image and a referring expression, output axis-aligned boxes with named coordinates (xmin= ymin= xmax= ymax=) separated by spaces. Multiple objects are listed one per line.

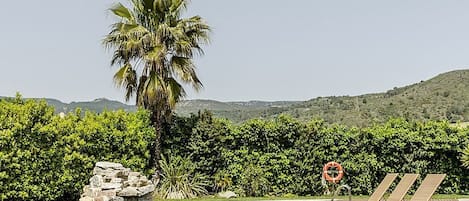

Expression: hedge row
xmin=0 ymin=97 xmax=468 ymax=200
xmin=167 ymin=113 xmax=469 ymax=196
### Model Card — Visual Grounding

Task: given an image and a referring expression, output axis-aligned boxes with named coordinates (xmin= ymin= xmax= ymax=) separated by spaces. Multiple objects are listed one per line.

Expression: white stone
xmin=116 ymin=168 xmax=130 ymax=178
xmin=94 ymin=196 xmax=111 ymax=201
xmin=90 ymin=175 xmax=103 ymax=188
xmin=96 ymin=162 xmax=124 ymax=169
xmin=136 ymin=178 xmax=150 ymax=187
xmin=117 ymin=187 xmax=139 ymax=197
xmin=217 ymin=191 xmax=237 ymax=198
xmin=82 ymin=161 xmax=155 ymax=201
xmin=129 ymin=172 xmax=140 ymax=177
xmin=80 ymin=196 xmax=94 ymax=201
xmin=110 ymin=197 xmax=124 ymax=201
xmin=110 ymin=178 xmax=123 ymax=183
xmin=83 ymin=187 xmax=102 ymax=197
xmin=93 ymin=167 xmax=119 ymax=177
xmin=101 ymin=182 xmax=122 ymax=190
xmin=97 ymin=189 xmax=118 ymax=197
xmin=137 ymin=184 xmax=155 ymax=196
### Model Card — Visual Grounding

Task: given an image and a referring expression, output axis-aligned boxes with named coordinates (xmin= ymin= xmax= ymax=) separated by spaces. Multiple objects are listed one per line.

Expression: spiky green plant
xmin=213 ymin=171 xmax=232 ymax=192
xmin=103 ymin=0 xmax=210 ymax=177
xmin=154 ymin=155 xmax=209 ymax=199
xmin=462 ymin=145 xmax=469 ymax=168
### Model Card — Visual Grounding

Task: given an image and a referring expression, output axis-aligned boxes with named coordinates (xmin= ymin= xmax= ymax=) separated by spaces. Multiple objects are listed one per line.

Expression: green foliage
xmin=462 ymin=145 xmax=469 ymax=168
xmin=1 ymin=97 xmax=469 ymax=200
xmin=169 ymin=113 xmax=469 ymax=196
xmin=154 ymin=155 xmax=209 ymax=199
xmin=0 ymin=97 xmax=154 ymax=201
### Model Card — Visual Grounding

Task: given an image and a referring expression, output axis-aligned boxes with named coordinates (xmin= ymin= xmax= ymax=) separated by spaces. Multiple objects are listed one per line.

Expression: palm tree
xmin=103 ymin=0 xmax=210 ymax=179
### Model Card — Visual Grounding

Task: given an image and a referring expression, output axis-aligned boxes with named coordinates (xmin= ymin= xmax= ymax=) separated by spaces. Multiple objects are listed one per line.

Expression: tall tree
xmin=103 ymin=0 xmax=210 ymax=179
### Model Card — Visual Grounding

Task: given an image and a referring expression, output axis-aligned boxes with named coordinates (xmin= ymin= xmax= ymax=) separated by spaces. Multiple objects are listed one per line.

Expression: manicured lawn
xmin=154 ymin=194 xmax=469 ymax=201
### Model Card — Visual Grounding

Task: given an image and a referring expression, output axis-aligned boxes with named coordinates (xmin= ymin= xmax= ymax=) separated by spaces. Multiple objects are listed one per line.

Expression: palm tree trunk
xmin=150 ymin=110 xmax=164 ymax=183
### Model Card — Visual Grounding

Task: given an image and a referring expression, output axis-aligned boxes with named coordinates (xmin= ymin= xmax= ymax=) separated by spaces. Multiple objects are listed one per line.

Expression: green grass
xmin=154 ymin=194 xmax=469 ymax=201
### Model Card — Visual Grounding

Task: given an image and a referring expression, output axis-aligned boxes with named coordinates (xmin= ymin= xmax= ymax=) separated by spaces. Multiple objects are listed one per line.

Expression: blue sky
xmin=1 ymin=0 xmax=468 ymax=103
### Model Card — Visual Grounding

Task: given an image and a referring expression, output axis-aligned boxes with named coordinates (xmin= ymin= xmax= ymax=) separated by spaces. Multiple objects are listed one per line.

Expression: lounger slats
xmin=368 ymin=173 xmax=399 ymax=201
xmin=410 ymin=174 xmax=446 ymax=201
xmin=387 ymin=174 xmax=419 ymax=201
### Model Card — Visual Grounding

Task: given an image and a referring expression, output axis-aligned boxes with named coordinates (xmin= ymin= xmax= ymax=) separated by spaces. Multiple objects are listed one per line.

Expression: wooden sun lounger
xmin=409 ymin=174 xmax=446 ymax=201
xmin=368 ymin=173 xmax=399 ymax=201
xmin=387 ymin=174 xmax=420 ymax=201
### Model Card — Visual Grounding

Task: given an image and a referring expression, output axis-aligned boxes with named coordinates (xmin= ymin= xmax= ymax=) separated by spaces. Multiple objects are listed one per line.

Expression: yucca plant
xmin=462 ymin=145 xmax=469 ymax=168
xmin=154 ymin=155 xmax=209 ymax=199
xmin=213 ymin=171 xmax=232 ymax=192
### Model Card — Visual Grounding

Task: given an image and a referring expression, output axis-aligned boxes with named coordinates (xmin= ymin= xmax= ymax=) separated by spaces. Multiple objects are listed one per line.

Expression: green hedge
xmin=169 ymin=113 xmax=469 ymax=196
xmin=0 ymin=97 xmax=468 ymax=200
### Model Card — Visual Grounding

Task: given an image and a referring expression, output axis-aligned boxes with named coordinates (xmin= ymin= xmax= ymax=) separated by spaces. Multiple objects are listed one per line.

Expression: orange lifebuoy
xmin=323 ymin=161 xmax=344 ymax=183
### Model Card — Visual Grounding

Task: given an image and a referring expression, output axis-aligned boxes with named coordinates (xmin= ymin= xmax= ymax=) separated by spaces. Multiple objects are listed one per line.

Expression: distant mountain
xmin=175 ymin=100 xmax=299 ymax=122
xmin=267 ymin=69 xmax=469 ymax=126
xmin=2 ymin=69 xmax=468 ymax=126
xmin=35 ymin=98 xmax=137 ymax=113
xmin=0 ymin=96 xmax=298 ymax=122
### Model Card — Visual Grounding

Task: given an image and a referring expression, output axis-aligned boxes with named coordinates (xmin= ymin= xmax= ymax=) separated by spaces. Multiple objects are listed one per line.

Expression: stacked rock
xmin=80 ymin=162 xmax=155 ymax=201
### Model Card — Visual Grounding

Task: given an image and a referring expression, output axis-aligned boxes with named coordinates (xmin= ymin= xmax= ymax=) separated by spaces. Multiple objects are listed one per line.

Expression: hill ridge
xmin=2 ymin=69 xmax=468 ymax=126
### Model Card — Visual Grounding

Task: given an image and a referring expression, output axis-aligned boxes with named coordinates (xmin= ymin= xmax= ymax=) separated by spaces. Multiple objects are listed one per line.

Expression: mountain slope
xmin=38 ymin=98 xmax=137 ymax=113
xmin=2 ymin=69 xmax=468 ymax=126
xmin=175 ymin=99 xmax=299 ymax=122
xmin=271 ymin=69 xmax=469 ymax=126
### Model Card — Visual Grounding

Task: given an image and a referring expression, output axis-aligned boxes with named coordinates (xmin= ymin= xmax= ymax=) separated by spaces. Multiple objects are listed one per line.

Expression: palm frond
xmin=170 ymin=0 xmax=188 ymax=13
xmin=166 ymin=77 xmax=186 ymax=108
xmin=113 ymin=63 xmax=137 ymax=101
xmin=110 ymin=3 xmax=134 ymax=22
xmin=170 ymin=56 xmax=202 ymax=90
xmin=105 ymin=0 xmax=209 ymax=112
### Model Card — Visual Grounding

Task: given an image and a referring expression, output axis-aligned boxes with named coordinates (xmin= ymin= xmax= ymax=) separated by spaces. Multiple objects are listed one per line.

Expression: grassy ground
xmin=154 ymin=194 xmax=469 ymax=201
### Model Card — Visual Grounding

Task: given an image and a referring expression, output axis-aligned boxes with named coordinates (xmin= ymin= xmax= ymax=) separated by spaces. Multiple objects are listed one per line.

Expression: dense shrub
xmin=172 ymin=114 xmax=469 ymax=196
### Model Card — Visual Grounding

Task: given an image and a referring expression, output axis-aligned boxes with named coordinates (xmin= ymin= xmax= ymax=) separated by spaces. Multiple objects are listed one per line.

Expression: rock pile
xmin=80 ymin=162 xmax=155 ymax=201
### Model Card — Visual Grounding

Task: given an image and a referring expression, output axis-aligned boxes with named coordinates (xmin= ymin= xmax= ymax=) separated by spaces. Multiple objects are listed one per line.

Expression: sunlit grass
xmin=154 ymin=194 xmax=469 ymax=201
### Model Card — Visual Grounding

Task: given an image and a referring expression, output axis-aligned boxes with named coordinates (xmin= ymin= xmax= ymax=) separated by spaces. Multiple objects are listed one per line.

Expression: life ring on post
xmin=323 ymin=161 xmax=344 ymax=183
